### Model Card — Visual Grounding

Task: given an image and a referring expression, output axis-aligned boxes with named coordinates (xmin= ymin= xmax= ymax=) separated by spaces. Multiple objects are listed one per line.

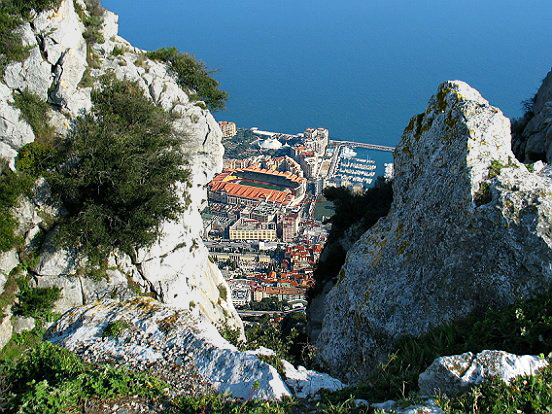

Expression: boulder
xmin=47 ymin=299 xmax=288 ymax=400
xmin=371 ymin=399 xmax=443 ymax=414
xmin=0 ymin=309 xmax=13 ymax=351
xmin=316 ymin=81 xmax=552 ymax=381
xmin=281 ymin=360 xmax=345 ymax=398
xmin=418 ymin=350 xmax=549 ymax=397
xmin=12 ymin=316 xmax=36 ymax=334
xmin=0 ymin=250 xmax=19 ymax=279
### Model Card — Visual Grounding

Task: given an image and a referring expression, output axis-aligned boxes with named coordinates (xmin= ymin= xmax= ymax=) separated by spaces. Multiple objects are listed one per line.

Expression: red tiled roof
xmin=209 ymin=180 xmax=293 ymax=205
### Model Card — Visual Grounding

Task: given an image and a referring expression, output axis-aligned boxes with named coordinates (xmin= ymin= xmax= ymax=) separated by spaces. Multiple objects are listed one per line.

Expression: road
xmin=237 ymin=308 xmax=306 ymax=317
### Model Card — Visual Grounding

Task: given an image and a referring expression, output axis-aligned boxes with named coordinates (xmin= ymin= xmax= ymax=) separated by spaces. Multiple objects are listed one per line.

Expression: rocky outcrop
xmin=512 ymin=68 xmax=552 ymax=162
xmin=47 ymin=298 xmax=344 ymax=400
xmin=316 ymin=81 xmax=552 ymax=382
xmin=0 ymin=0 xmax=242 ymax=337
xmin=418 ymin=350 xmax=549 ymax=397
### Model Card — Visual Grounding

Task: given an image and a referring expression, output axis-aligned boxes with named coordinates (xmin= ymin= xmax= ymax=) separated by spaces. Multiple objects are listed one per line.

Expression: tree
xmin=49 ymin=76 xmax=190 ymax=262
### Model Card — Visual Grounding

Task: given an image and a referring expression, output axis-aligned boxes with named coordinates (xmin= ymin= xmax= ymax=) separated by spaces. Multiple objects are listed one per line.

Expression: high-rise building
xmin=218 ymin=121 xmax=237 ymax=138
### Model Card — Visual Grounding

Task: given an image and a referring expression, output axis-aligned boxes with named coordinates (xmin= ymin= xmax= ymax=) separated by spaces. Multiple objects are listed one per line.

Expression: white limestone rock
xmin=316 ymin=81 xmax=552 ymax=381
xmin=0 ymin=250 xmax=19 ymax=279
xmin=281 ymin=359 xmax=346 ymax=398
xmin=0 ymin=308 xmax=13 ymax=351
xmin=0 ymin=0 xmax=242 ymax=335
xmin=0 ymin=83 xmax=35 ymax=166
xmin=12 ymin=316 xmax=36 ymax=334
xmin=3 ymin=24 xmax=52 ymax=97
xmin=371 ymin=399 xmax=443 ymax=414
xmin=418 ymin=350 xmax=549 ymax=397
xmin=47 ymin=299 xmax=290 ymax=400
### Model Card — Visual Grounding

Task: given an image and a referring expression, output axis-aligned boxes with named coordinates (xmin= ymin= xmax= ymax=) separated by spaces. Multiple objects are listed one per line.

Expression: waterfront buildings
xmin=229 ymin=218 xmax=278 ymax=241
xmin=218 ymin=121 xmax=237 ymax=138
xmin=208 ymin=166 xmax=306 ymax=208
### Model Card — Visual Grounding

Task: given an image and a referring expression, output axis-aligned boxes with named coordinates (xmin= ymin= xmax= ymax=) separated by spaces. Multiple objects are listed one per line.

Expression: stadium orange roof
xmin=235 ymin=166 xmax=306 ymax=184
xmin=209 ymin=180 xmax=293 ymax=205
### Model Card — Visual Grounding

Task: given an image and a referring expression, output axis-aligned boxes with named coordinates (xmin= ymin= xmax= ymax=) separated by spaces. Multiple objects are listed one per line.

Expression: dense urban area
xmin=205 ymin=122 xmax=394 ymax=313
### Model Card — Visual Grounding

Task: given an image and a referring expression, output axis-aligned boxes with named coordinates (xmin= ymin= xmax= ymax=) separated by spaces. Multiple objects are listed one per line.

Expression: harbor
xmin=324 ymin=140 xmax=394 ymax=191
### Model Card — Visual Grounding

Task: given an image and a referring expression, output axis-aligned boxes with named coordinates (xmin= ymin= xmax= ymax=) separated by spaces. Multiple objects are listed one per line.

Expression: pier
xmin=330 ymin=139 xmax=395 ymax=152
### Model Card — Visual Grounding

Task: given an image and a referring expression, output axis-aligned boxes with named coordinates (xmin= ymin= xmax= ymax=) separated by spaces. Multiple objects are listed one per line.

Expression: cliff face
xmin=0 ymin=0 xmax=242 ymax=346
xmin=316 ymin=81 xmax=552 ymax=382
xmin=512 ymin=68 xmax=552 ymax=162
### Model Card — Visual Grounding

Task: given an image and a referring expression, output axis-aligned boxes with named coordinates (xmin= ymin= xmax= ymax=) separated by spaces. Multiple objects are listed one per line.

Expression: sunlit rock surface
xmin=317 ymin=81 xmax=552 ymax=381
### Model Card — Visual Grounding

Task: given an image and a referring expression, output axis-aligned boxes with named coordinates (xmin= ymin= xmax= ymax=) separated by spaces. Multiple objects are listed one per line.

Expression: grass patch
xmin=12 ymin=89 xmax=55 ymax=143
xmin=15 ymin=141 xmax=59 ymax=178
xmin=12 ymin=277 xmax=61 ymax=320
xmin=102 ymin=320 xmax=130 ymax=338
xmin=146 ymin=47 xmax=227 ymax=111
xmin=78 ymin=66 xmax=94 ymax=88
xmin=437 ymin=365 xmax=552 ymax=413
xmin=339 ymin=288 xmax=552 ymax=403
xmin=0 ymin=340 xmax=168 ymax=413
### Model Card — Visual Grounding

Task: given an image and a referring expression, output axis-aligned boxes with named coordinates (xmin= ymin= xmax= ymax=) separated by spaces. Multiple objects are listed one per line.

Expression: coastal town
xmin=202 ymin=122 xmax=394 ymax=311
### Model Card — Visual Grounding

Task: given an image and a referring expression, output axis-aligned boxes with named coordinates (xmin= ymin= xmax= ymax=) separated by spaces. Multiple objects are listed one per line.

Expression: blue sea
xmin=103 ymin=0 xmax=552 ymax=147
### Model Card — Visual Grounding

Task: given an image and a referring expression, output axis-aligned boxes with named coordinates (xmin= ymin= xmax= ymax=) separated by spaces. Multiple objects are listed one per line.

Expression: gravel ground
xmin=69 ymin=329 xmax=215 ymax=413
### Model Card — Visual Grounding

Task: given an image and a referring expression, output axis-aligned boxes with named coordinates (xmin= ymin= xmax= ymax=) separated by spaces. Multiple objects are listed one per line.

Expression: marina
xmin=324 ymin=141 xmax=394 ymax=191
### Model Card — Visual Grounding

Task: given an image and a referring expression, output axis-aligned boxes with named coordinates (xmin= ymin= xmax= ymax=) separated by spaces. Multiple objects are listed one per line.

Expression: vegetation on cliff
xmin=0 ymin=0 xmax=63 ymax=75
xmin=309 ymin=178 xmax=393 ymax=298
xmin=147 ymin=47 xmax=228 ymax=111
xmin=47 ymin=76 xmax=190 ymax=263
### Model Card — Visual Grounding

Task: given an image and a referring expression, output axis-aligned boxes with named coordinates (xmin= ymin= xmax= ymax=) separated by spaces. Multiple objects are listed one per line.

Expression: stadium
xmin=208 ymin=166 xmax=306 ymax=207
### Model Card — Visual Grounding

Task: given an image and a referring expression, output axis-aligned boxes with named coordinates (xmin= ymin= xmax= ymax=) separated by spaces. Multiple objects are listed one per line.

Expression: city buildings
xmin=229 ymin=218 xmax=278 ymax=241
xmin=218 ymin=121 xmax=237 ymax=138
xmin=208 ymin=166 xmax=307 ymax=208
xmin=253 ymin=286 xmax=306 ymax=302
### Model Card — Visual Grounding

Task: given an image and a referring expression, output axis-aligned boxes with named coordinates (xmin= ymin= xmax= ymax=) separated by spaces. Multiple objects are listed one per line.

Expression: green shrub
xmin=74 ymin=0 xmax=104 ymax=46
xmin=74 ymin=0 xmax=104 ymax=68
xmin=309 ymin=178 xmax=393 ymax=299
xmin=13 ymin=278 xmax=61 ymax=319
xmin=12 ymin=89 xmax=55 ymax=143
xmin=111 ymin=46 xmax=125 ymax=57
xmin=16 ymin=141 xmax=59 ymax=178
xmin=102 ymin=320 xmax=130 ymax=338
xmin=48 ymin=76 xmax=189 ymax=262
xmin=439 ymin=365 xmax=552 ymax=413
xmin=147 ymin=47 xmax=228 ymax=111
xmin=356 ymin=288 xmax=552 ymax=401
xmin=1 ymin=341 xmax=168 ymax=413
xmin=0 ymin=165 xmax=35 ymax=252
